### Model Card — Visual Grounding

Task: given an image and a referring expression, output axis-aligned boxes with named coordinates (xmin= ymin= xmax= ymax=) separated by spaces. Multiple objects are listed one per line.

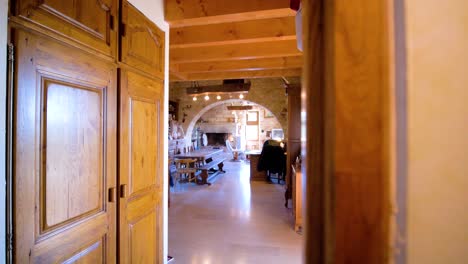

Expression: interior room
xmin=168 ymin=78 xmax=303 ymax=262
xmin=2 ymin=0 xmax=467 ymax=263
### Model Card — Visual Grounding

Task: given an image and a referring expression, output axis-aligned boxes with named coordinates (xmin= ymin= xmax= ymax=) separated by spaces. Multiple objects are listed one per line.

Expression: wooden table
xmin=174 ymin=148 xmax=223 ymax=163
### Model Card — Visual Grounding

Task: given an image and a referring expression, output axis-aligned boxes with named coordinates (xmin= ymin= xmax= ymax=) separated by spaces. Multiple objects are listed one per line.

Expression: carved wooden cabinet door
xmin=13 ymin=28 xmax=117 ymax=263
xmin=120 ymin=1 xmax=165 ymax=79
xmin=119 ymin=69 xmax=164 ymax=263
xmin=14 ymin=0 xmax=118 ymax=57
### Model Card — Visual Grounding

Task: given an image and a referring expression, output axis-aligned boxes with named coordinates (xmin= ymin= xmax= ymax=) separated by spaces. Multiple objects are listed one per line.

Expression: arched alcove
xmin=184 ymin=99 xmax=282 ymax=145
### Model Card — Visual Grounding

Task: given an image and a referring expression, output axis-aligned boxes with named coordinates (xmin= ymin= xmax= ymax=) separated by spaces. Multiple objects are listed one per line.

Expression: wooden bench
xmin=198 ymin=156 xmax=227 ymax=185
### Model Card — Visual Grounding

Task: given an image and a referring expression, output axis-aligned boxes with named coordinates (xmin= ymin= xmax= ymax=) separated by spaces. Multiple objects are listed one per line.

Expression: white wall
xmin=127 ymin=0 xmax=169 ymax=262
xmin=0 ymin=0 xmax=8 ymax=261
xmin=405 ymin=0 xmax=468 ymax=263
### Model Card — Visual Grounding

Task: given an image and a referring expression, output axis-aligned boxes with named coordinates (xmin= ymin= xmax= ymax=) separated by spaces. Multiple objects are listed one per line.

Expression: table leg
xmin=199 ymin=170 xmax=211 ymax=186
xmin=218 ymin=162 xmax=225 ymax=173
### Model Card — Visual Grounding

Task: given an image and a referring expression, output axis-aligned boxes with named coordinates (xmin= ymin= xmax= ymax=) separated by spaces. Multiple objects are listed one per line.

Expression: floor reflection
xmin=169 ymin=161 xmax=302 ymax=264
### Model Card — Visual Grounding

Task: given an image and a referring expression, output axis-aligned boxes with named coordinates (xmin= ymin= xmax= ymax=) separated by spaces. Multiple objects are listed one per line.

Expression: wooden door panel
xmin=128 ymin=196 xmax=160 ymax=263
xmin=13 ymin=28 xmax=116 ymax=263
xmin=33 ymin=215 xmax=108 ymax=262
xmin=121 ymin=1 xmax=165 ymax=79
xmin=63 ymin=240 xmax=104 ymax=264
xmin=120 ymin=69 xmax=163 ymax=263
xmin=130 ymin=99 xmax=158 ymax=193
xmin=129 ymin=211 xmax=158 ymax=263
xmin=42 ymin=79 xmax=103 ymax=230
xmin=14 ymin=0 xmax=117 ymax=57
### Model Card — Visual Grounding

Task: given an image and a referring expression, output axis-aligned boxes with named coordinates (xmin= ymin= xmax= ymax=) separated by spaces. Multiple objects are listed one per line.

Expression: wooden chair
xmin=174 ymin=158 xmax=199 ymax=184
xmin=225 ymin=140 xmax=245 ymax=161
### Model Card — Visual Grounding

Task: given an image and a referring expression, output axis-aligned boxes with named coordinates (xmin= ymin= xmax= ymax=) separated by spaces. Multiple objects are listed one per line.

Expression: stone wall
xmin=198 ymin=103 xmax=282 ymax=143
xmin=169 ymin=78 xmax=294 ymax=138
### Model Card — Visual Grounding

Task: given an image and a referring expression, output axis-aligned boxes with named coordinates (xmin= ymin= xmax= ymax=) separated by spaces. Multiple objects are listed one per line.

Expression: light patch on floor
xmin=169 ymin=161 xmax=303 ymax=264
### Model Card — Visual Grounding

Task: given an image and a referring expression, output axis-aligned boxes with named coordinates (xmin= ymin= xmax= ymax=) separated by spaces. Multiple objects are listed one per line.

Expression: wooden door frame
xmin=0 ymin=0 xmax=8 ymax=261
xmin=302 ymin=0 xmax=403 ymax=263
xmin=301 ymin=1 xmax=335 ymax=262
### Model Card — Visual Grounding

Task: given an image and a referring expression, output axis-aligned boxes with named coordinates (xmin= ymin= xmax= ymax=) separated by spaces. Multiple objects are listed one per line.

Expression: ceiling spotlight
xmin=239 ymin=94 xmax=244 ymax=99
xmin=193 ymin=97 xmax=197 ymax=101
xmin=204 ymin=95 xmax=210 ymax=101
xmin=216 ymin=95 xmax=221 ymax=100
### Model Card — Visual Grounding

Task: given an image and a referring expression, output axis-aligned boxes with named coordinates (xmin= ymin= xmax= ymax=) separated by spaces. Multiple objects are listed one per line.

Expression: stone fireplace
xmin=206 ymin=133 xmax=230 ymax=146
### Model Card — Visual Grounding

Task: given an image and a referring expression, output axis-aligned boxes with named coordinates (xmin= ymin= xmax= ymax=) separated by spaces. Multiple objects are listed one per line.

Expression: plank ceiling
xmin=165 ymin=0 xmax=302 ymax=82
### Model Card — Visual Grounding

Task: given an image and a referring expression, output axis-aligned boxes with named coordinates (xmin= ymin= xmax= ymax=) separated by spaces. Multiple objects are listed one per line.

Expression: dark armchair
xmin=257 ymin=140 xmax=286 ymax=183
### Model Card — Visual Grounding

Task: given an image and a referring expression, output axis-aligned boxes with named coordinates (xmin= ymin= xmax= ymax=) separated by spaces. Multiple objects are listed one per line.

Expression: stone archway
xmin=184 ymin=99 xmax=282 ymax=143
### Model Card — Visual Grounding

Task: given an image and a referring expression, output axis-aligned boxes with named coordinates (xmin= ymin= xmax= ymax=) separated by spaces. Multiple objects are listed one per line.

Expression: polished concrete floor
xmin=168 ymin=161 xmax=303 ymax=264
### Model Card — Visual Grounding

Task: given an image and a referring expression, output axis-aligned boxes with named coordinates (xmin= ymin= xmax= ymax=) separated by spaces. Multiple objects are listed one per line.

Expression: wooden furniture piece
xmin=9 ymin=1 xmax=165 ymax=262
xmin=11 ymin=28 xmax=118 ymax=263
xmin=13 ymin=28 xmax=117 ymax=263
xmin=12 ymin=0 xmax=119 ymax=57
xmin=169 ymin=139 xmax=186 ymax=156
xmin=118 ymin=69 xmax=164 ymax=263
xmin=246 ymin=150 xmax=267 ymax=181
xmin=174 ymin=158 xmax=200 ymax=183
xmin=121 ymin=0 xmax=165 ymax=79
xmin=292 ymin=164 xmax=303 ymax=233
xmin=286 ymin=85 xmax=301 ymax=203
xmin=118 ymin=3 xmax=165 ymax=263
xmin=198 ymin=157 xmax=227 ymax=185
xmin=174 ymin=148 xmax=226 ymax=185
xmin=174 ymin=148 xmax=224 ymax=163
xmin=168 ymin=139 xmax=188 ymax=192
xmin=225 ymin=139 xmax=244 ymax=161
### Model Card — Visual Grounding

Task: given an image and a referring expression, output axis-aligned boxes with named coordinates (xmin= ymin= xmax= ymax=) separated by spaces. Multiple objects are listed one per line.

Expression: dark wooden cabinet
xmin=249 ymin=152 xmax=267 ymax=181
xmin=13 ymin=0 xmax=118 ymax=57
xmin=12 ymin=28 xmax=117 ymax=263
xmin=120 ymin=0 xmax=165 ymax=79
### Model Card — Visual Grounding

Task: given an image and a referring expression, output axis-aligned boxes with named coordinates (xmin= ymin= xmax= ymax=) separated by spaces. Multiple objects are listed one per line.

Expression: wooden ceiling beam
xmin=165 ymin=0 xmax=294 ymax=27
xmin=170 ymin=39 xmax=301 ymax=63
xmin=169 ymin=74 xmax=181 ymax=82
xmin=180 ymin=68 xmax=302 ymax=81
xmin=169 ymin=70 xmax=187 ymax=81
xmin=175 ymin=56 xmax=303 ymax=73
xmin=170 ymin=16 xmax=296 ymax=48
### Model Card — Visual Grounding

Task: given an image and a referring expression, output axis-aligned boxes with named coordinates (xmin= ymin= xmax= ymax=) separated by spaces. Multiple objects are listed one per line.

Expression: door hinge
xmin=8 ymin=43 xmax=14 ymax=62
xmin=7 ymin=233 xmax=13 ymax=252
xmin=6 ymin=232 xmax=13 ymax=264
xmin=6 ymin=43 xmax=15 ymax=264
